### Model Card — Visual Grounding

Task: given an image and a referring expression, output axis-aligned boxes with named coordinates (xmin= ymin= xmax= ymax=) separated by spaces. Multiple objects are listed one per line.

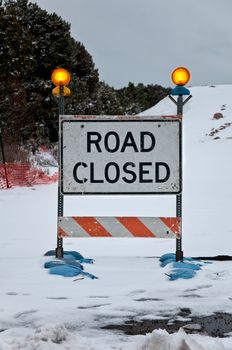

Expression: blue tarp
xmin=44 ymin=259 xmax=83 ymax=270
xmin=49 ymin=265 xmax=98 ymax=279
xmin=44 ymin=250 xmax=97 ymax=279
xmin=160 ymin=253 xmax=206 ymax=281
xmin=166 ymin=268 xmax=197 ymax=281
xmin=44 ymin=250 xmax=94 ymax=264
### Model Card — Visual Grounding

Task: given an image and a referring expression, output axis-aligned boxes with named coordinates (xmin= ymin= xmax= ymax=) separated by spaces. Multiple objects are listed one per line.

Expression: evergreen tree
xmin=0 ymin=0 xmax=171 ymax=149
xmin=0 ymin=0 xmax=100 ymax=144
xmin=116 ymin=82 xmax=171 ymax=115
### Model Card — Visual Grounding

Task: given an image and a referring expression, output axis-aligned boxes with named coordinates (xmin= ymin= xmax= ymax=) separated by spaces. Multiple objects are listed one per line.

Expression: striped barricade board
xmin=58 ymin=216 xmax=180 ymax=239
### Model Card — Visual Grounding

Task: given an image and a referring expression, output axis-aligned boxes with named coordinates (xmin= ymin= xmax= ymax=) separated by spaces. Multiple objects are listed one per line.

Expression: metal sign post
xmin=51 ymin=68 xmax=71 ymax=259
xmin=56 ymin=86 xmax=65 ymax=259
xmin=169 ymin=68 xmax=192 ymax=261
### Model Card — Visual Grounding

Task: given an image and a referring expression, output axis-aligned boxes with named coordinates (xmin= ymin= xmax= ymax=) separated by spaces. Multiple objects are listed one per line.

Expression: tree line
xmin=0 ymin=0 xmax=170 ymax=148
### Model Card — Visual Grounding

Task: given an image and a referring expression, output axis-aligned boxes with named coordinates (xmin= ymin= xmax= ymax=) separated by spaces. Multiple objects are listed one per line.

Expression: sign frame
xmin=60 ymin=115 xmax=182 ymax=196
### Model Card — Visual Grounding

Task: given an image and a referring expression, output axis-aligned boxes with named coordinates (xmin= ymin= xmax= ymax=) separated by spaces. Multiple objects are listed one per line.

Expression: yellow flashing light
xmin=51 ymin=68 xmax=71 ymax=86
xmin=171 ymin=67 xmax=190 ymax=86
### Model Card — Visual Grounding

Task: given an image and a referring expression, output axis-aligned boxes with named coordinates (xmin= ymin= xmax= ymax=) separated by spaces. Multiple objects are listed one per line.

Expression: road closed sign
xmin=60 ymin=116 xmax=182 ymax=195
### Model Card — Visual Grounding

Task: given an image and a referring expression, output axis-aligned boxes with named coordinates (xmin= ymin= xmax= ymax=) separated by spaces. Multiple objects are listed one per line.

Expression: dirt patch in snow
xmin=103 ymin=309 xmax=232 ymax=337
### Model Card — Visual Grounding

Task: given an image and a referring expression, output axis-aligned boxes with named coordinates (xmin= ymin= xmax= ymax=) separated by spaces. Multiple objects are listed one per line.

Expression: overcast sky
xmin=31 ymin=0 xmax=232 ymax=88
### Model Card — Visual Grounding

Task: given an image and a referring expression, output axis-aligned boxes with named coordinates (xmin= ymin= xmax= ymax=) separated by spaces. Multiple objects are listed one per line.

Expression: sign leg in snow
xmin=56 ymin=86 xmax=65 ymax=259
xmin=169 ymin=86 xmax=192 ymax=261
xmin=51 ymin=68 xmax=71 ymax=259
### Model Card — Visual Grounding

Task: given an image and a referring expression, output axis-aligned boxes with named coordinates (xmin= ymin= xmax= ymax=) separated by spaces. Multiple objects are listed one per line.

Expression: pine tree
xmin=115 ymin=82 xmax=171 ymax=115
xmin=0 ymin=0 xmax=171 ymax=149
xmin=0 ymin=0 xmax=100 ymax=145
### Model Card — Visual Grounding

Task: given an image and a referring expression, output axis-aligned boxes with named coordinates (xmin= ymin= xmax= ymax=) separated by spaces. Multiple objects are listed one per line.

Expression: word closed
xmin=60 ymin=117 xmax=181 ymax=195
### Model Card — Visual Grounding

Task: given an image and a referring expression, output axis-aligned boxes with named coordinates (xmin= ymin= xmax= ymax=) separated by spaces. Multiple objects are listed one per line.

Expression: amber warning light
xmin=51 ymin=68 xmax=71 ymax=86
xmin=171 ymin=67 xmax=190 ymax=86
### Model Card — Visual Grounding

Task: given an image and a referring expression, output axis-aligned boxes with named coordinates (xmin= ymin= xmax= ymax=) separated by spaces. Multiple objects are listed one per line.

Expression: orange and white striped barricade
xmin=58 ymin=216 xmax=180 ymax=239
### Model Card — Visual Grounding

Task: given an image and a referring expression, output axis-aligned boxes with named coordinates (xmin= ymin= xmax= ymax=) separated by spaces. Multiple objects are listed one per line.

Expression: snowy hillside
xmin=142 ymin=84 xmax=232 ymax=256
xmin=142 ymin=84 xmax=232 ymax=142
xmin=1 ymin=85 xmax=232 ymax=349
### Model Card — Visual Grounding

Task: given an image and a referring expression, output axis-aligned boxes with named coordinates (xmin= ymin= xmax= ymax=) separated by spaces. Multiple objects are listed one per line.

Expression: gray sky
xmin=31 ymin=0 xmax=232 ymax=88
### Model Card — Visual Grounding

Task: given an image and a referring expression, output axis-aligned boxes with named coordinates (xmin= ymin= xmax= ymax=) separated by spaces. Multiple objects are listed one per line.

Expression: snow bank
xmin=0 ymin=324 xmax=68 ymax=350
xmin=0 ymin=327 xmax=229 ymax=349
xmin=138 ymin=329 xmax=225 ymax=350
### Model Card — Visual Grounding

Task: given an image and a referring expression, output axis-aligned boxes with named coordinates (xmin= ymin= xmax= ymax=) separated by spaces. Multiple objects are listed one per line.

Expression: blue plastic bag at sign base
xmin=159 ymin=252 xmax=207 ymax=280
xmin=44 ymin=250 xmax=94 ymax=263
xmin=49 ymin=265 xmax=83 ymax=277
xmin=67 ymin=251 xmax=94 ymax=263
xmin=166 ymin=268 xmax=197 ymax=281
xmin=49 ymin=264 xmax=98 ymax=279
xmin=63 ymin=259 xmax=84 ymax=270
xmin=64 ymin=250 xmax=84 ymax=260
xmin=159 ymin=253 xmax=204 ymax=266
xmin=44 ymin=260 xmax=83 ymax=270
xmin=160 ymin=258 xmax=202 ymax=269
xmin=44 ymin=250 xmax=59 ymax=257
xmin=160 ymin=258 xmax=176 ymax=268
xmin=44 ymin=261 xmax=65 ymax=269
xmin=172 ymin=262 xmax=201 ymax=271
xmin=159 ymin=253 xmax=176 ymax=262
xmin=63 ymin=254 xmax=75 ymax=260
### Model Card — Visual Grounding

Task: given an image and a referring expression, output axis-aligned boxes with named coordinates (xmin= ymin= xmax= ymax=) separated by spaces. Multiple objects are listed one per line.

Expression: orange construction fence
xmin=0 ymin=163 xmax=58 ymax=189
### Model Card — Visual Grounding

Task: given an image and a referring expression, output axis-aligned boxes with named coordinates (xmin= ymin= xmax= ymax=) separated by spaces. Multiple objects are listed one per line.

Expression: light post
xmin=169 ymin=67 xmax=192 ymax=262
xmin=51 ymin=68 xmax=71 ymax=259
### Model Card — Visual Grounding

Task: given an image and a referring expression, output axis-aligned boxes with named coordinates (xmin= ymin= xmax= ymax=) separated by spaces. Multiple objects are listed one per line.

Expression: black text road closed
xmin=60 ymin=117 xmax=182 ymax=195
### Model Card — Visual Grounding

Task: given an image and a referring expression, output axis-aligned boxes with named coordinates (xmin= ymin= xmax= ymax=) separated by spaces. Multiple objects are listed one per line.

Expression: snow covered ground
xmin=1 ymin=85 xmax=232 ymax=349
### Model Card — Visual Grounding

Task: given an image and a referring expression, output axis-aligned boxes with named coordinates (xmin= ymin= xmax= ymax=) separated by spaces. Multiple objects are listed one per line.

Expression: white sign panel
xmin=60 ymin=116 xmax=182 ymax=195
